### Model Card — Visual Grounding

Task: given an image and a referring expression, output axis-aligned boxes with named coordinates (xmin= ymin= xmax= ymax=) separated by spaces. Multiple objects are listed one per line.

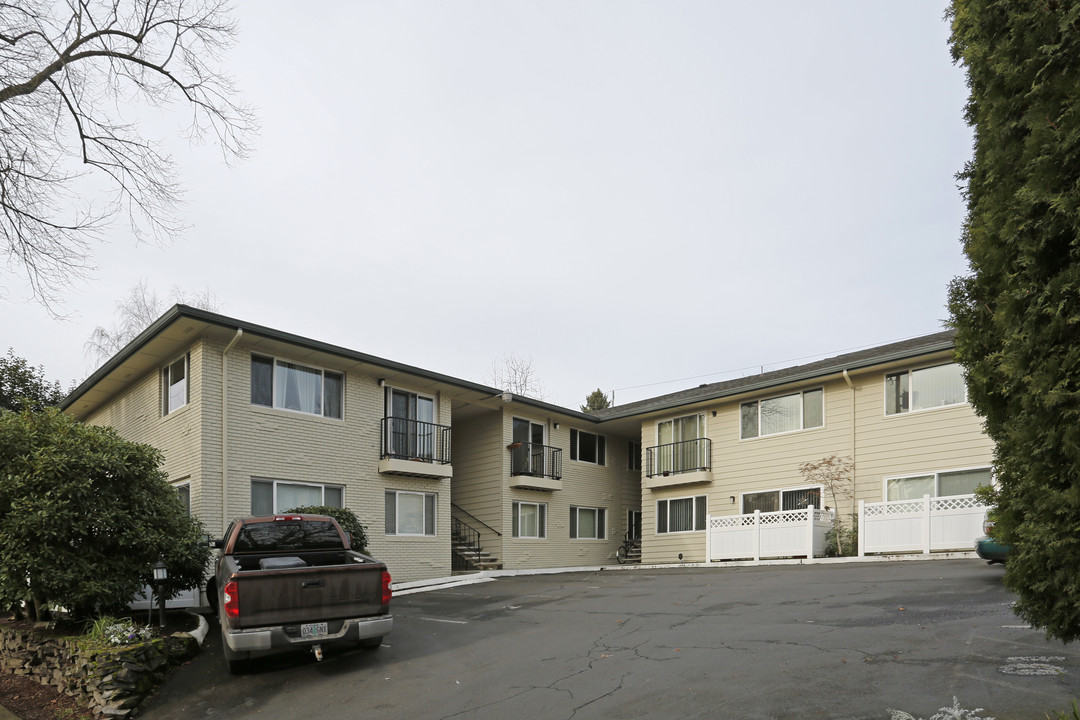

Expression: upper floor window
xmin=570 ymin=429 xmax=606 ymax=465
xmin=885 ymin=363 xmax=966 ymax=415
xmin=162 ymin=354 xmax=188 ymax=415
xmin=740 ymin=388 xmax=823 ymax=439
xmin=628 ymin=441 xmax=642 ymax=472
xmin=251 ymin=354 xmax=343 ymax=419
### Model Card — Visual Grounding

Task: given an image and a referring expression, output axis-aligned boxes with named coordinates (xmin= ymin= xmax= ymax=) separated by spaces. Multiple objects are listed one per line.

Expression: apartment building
xmin=61 ymin=307 xmax=992 ymax=583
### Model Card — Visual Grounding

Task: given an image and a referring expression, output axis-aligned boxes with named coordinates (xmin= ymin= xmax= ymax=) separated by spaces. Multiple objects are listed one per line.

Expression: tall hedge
xmin=0 ymin=407 xmax=210 ymax=621
xmin=948 ymin=0 xmax=1080 ymax=641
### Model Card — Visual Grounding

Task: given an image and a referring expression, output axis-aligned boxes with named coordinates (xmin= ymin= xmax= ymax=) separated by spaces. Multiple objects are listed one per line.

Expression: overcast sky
xmin=3 ymin=1 xmax=973 ymax=408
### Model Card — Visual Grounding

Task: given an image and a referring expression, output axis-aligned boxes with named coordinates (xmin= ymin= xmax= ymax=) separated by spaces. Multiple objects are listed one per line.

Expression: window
xmin=385 ymin=387 xmax=436 ymax=459
xmin=628 ymin=441 xmax=642 ymax=472
xmin=570 ymin=429 xmax=606 ymax=465
xmin=570 ymin=506 xmax=606 ymax=539
xmin=741 ymin=485 xmax=822 ymax=514
xmin=512 ymin=501 xmax=547 ymax=538
xmin=385 ymin=491 xmax=436 ymax=536
xmin=250 ymin=478 xmax=344 ymax=515
xmin=656 ymin=495 xmax=707 ymax=534
xmin=175 ymin=483 xmax=191 ymax=515
xmin=511 ymin=418 xmax=549 ymax=477
xmin=886 ymin=467 xmax=991 ymax=501
xmin=653 ymin=414 xmax=707 ymax=475
xmin=251 ymin=354 xmax=343 ymax=419
xmin=886 ymin=363 xmax=966 ymax=415
xmin=162 ymin=355 xmax=188 ymax=415
xmin=740 ymin=388 xmax=823 ymax=439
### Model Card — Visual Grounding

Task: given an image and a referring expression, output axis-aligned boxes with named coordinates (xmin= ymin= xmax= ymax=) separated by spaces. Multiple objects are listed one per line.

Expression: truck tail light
xmin=381 ymin=570 xmax=392 ymax=607
xmin=223 ymin=581 xmax=239 ymax=618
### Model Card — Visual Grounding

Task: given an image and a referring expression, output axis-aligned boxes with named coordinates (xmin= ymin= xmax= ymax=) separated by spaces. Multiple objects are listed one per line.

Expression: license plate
xmin=301 ymin=622 xmax=328 ymax=639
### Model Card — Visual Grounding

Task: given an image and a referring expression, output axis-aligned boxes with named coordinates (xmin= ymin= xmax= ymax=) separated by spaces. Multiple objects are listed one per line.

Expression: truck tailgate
xmin=233 ymin=565 xmax=385 ymax=629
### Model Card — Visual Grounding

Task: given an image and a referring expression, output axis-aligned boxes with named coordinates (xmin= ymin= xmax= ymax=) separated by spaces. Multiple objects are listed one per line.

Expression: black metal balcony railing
xmin=509 ymin=442 xmax=563 ymax=481
xmin=381 ymin=417 xmax=452 ymax=465
xmin=645 ymin=437 xmax=711 ymax=478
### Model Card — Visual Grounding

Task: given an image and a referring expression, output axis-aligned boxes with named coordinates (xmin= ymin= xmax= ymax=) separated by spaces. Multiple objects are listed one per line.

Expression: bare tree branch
xmin=85 ymin=279 xmax=222 ymax=365
xmin=0 ymin=0 xmax=255 ymax=310
xmin=488 ymin=352 xmax=548 ymax=401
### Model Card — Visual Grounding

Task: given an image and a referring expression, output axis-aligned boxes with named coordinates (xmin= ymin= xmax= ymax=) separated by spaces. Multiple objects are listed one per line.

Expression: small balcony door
xmin=655 ymin=414 xmax=706 ymax=474
xmin=512 ymin=418 xmax=545 ymax=476
xmin=388 ymin=389 xmax=435 ymax=460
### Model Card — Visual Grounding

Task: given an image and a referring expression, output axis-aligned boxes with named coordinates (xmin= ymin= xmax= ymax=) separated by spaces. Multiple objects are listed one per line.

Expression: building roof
xmin=592 ymin=330 xmax=957 ymax=421
xmin=60 ymin=304 xmax=600 ymax=423
xmin=61 ymin=304 xmax=955 ymax=427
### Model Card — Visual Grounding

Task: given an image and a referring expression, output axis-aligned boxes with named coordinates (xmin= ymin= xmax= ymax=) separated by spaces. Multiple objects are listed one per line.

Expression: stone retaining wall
xmin=0 ymin=622 xmax=196 ymax=717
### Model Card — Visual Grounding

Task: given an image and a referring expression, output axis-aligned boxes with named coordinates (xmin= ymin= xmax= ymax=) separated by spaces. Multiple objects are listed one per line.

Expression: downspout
xmin=842 ymin=369 xmax=856 ymax=519
xmin=221 ymin=329 xmax=243 ymax=532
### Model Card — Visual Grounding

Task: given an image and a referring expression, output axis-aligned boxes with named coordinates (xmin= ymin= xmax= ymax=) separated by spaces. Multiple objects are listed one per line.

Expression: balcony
xmin=644 ymin=437 xmax=712 ymax=489
xmin=378 ymin=417 xmax=453 ymax=479
xmin=508 ymin=442 xmax=563 ymax=491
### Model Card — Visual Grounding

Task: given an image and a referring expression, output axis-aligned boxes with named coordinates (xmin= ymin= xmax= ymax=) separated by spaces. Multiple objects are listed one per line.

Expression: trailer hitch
xmin=312 ymin=644 xmax=324 ymax=662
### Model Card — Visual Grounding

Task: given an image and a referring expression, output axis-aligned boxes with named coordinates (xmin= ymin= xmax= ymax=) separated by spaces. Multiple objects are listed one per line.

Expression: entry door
xmin=628 ymin=510 xmax=642 ymax=540
xmin=512 ymin=418 xmax=545 ymax=476
xmin=389 ymin=389 xmax=435 ymax=459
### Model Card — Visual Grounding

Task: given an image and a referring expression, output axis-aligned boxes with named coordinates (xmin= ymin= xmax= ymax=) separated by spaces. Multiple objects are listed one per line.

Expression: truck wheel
xmin=221 ymin=628 xmax=250 ymax=674
xmin=206 ymin=578 xmax=218 ymax=615
xmin=359 ymin=636 xmax=383 ymax=649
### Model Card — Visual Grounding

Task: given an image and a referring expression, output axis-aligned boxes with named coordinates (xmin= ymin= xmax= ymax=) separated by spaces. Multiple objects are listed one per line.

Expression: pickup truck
xmin=210 ymin=514 xmax=392 ymax=673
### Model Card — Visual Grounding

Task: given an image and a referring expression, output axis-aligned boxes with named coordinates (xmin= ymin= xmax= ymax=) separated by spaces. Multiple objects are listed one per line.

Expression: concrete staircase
xmin=452 ymin=536 xmax=502 ymax=571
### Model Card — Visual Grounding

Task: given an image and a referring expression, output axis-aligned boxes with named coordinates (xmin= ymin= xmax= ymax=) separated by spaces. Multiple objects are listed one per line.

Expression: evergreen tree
xmin=0 ymin=349 xmax=66 ymax=411
xmin=580 ymin=388 xmax=611 ymax=413
xmin=948 ymin=0 xmax=1080 ymax=642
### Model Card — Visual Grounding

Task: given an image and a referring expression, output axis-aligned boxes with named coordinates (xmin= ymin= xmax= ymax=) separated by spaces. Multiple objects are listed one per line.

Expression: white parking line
xmin=418 ymin=617 xmax=468 ymax=624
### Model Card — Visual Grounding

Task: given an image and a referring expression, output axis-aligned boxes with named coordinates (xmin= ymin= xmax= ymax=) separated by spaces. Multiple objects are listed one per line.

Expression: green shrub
xmin=284 ymin=505 xmax=368 ymax=553
xmin=825 ymin=521 xmax=858 ymax=558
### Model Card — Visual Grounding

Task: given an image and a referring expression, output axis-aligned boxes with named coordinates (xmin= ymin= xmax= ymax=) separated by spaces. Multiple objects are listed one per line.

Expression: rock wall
xmin=0 ymin=622 xmax=196 ymax=717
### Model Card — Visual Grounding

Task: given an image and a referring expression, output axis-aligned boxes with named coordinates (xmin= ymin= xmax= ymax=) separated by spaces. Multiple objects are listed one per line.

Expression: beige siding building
xmin=62 ymin=308 xmax=992 ymax=587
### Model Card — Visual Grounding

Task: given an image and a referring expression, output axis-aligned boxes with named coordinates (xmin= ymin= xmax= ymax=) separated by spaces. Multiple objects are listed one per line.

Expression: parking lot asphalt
xmin=140 ymin=560 xmax=1080 ymax=720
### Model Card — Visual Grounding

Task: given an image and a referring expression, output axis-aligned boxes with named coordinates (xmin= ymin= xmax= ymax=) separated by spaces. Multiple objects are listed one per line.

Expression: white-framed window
xmin=570 ymin=506 xmax=606 ymax=540
xmin=885 ymin=363 xmax=966 ymax=416
xmin=570 ymin=429 xmax=606 ymax=465
xmin=653 ymin=413 xmax=707 ymax=475
xmin=174 ymin=481 xmax=191 ymax=515
xmin=250 ymin=354 xmax=344 ymax=419
xmin=656 ymin=495 xmax=707 ymax=534
xmin=740 ymin=388 xmax=824 ymax=439
xmin=250 ymin=478 xmax=344 ymax=515
xmin=385 ymin=491 xmax=436 ymax=536
xmin=162 ymin=354 xmax=189 ymax=415
xmin=628 ymin=441 xmax=642 ymax=472
xmin=741 ymin=485 xmax=823 ymax=514
xmin=512 ymin=501 xmax=547 ymax=538
xmin=885 ymin=467 xmax=991 ymax=501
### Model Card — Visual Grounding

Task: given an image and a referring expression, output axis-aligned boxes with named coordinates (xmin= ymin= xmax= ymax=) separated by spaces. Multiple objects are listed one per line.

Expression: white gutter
xmin=221 ymin=329 xmax=243 ymax=531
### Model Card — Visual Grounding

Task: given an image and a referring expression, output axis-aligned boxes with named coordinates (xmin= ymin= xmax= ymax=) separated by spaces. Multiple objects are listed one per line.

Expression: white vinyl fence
xmin=707 ymin=507 xmax=834 ymax=562
xmin=858 ymin=494 xmax=987 ymax=556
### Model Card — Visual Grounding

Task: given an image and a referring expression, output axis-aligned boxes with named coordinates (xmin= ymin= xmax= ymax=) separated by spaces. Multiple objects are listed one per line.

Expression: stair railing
xmin=451 ymin=504 xmax=502 ymax=571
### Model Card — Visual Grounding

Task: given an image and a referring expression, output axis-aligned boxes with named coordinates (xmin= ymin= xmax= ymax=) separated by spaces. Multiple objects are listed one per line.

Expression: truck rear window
xmin=234 ymin=520 xmax=343 ymax=552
